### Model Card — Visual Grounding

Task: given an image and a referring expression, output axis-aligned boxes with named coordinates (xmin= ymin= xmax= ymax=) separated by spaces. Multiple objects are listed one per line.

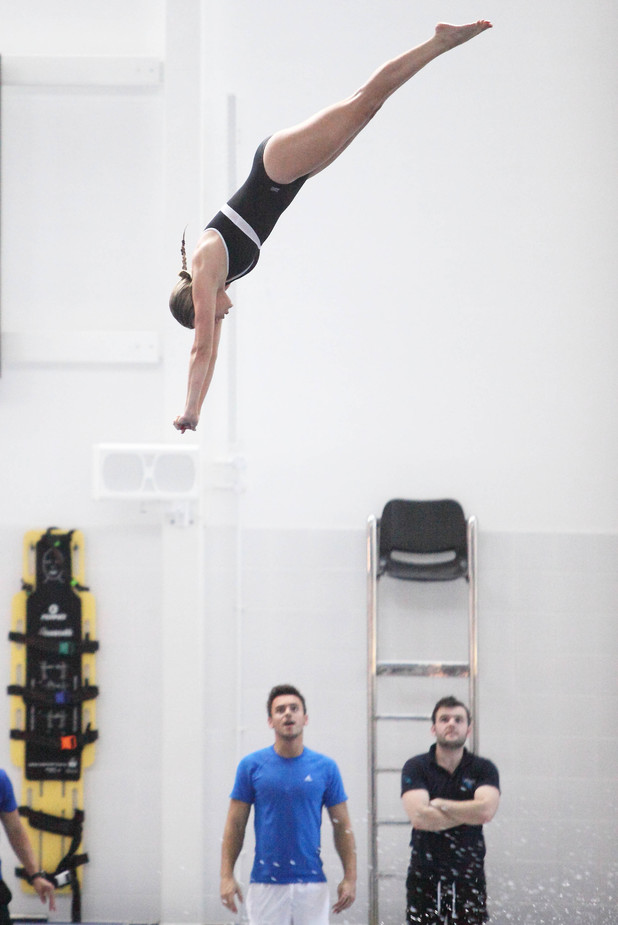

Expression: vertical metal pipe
xmin=366 ymin=515 xmax=378 ymax=925
xmin=467 ymin=516 xmax=479 ymax=752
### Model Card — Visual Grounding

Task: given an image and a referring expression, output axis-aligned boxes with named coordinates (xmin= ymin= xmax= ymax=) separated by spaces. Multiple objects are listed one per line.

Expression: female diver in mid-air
xmin=170 ymin=21 xmax=492 ymax=433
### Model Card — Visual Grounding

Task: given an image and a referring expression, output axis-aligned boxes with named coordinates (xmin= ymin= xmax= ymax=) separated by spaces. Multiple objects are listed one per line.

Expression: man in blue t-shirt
xmin=401 ymin=696 xmax=500 ymax=924
xmin=0 ymin=769 xmax=55 ymax=924
xmin=220 ymin=684 xmax=356 ymax=925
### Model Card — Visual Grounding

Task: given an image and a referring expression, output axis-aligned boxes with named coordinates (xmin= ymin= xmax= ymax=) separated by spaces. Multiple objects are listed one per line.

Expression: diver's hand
xmin=173 ymin=414 xmax=198 ymax=433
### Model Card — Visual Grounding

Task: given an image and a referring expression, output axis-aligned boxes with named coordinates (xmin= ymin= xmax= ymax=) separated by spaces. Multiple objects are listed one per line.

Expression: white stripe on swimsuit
xmin=220 ymin=203 xmax=262 ymax=249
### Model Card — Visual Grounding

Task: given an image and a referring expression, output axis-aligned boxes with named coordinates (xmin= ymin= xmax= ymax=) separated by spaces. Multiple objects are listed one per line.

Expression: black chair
xmin=378 ymin=498 xmax=469 ymax=581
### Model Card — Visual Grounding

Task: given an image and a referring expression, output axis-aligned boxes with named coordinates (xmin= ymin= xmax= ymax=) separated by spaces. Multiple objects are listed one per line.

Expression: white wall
xmin=197 ymin=0 xmax=618 ymax=534
xmin=230 ymin=527 xmax=618 ymax=925
xmin=0 ymin=1 xmax=616 ymax=924
xmin=0 ymin=2 xmax=170 ymax=921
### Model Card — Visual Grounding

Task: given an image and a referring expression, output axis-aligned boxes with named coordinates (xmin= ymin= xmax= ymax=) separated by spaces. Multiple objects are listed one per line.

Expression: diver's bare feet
xmin=434 ymin=21 xmax=493 ymax=52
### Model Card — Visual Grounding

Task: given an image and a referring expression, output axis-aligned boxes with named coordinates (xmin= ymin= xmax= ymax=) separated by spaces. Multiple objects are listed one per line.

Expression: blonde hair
xmin=169 ymin=228 xmax=195 ymax=329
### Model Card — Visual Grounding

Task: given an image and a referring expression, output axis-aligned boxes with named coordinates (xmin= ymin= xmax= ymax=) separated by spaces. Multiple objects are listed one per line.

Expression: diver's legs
xmin=264 ymin=21 xmax=492 ymax=184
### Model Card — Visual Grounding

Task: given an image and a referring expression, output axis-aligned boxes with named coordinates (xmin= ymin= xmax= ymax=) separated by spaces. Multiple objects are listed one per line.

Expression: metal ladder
xmin=366 ymin=499 xmax=478 ymax=925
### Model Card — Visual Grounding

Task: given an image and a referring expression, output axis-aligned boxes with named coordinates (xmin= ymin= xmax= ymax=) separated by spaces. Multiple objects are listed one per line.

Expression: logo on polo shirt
xmin=304 ymin=774 xmax=313 ymax=782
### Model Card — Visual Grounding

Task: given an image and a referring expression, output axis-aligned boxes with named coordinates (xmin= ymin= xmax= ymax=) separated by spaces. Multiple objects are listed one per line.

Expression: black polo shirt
xmin=401 ymin=745 xmax=500 ymax=880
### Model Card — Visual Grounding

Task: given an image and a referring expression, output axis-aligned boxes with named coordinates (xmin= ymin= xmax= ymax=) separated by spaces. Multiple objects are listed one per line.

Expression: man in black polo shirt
xmin=401 ymin=696 xmax=500 ymax=924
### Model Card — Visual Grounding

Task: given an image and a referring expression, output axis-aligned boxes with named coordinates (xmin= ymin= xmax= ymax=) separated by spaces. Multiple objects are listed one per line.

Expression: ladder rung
xmin=377 ymin=873 xmax=405 ymax=881
xmin=377 ymin=819 xmax=409 ymax=826
xmin=377 ymin=660 xmax=469 ymax=677
xmin=375 ymin=712 xmax=431 ymax=721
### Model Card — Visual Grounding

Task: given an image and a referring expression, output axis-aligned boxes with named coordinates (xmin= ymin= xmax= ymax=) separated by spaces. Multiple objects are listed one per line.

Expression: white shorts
xmin=246 ymin=882 xmax=330 ymax=925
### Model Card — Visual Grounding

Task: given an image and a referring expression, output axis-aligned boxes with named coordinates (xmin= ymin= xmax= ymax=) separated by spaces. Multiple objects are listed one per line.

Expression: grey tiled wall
xmin=204 ymin=526 xmax=617 ymax=924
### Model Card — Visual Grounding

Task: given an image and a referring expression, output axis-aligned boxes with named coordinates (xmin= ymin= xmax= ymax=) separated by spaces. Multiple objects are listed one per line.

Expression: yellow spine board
xmin=9 ymin=529 xmax=97 ymax=892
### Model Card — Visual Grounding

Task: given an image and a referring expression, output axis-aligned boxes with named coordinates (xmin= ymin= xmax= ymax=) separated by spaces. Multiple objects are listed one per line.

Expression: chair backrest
xmin=378 ymin=498 xmax=469 ymax=581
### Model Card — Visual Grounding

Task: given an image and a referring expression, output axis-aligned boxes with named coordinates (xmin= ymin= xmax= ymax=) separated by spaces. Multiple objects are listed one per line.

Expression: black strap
xmin=8 ymin=631 xmax=99 ymax=655
xmin=7 ymin=684 xmax=99 ymax=706
xmin=71 ymin=868 xmax=82 ymax=922
xmin=15 ymin=854 xmax=88 ymax=882
xmin=57 ymin=853 xmax=89 ymax=872
xmin=16 ymin=806 xmax=88 ymax=922
xmin=15 ymin=868 xmax=48 ymax=884
xmin=10 ymin=725 xmax=98 ymax=752
xmin=15 ymin=854 xmax=88 ymax=922
xmin=18 ymin=806 xmax=84 ymax=838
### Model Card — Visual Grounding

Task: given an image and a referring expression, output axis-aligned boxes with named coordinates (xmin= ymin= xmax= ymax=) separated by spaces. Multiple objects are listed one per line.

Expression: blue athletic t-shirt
xmin=231 ymin=746 xmax=347 ymax=884
xmin=0 ymin=770 xmax=18 ymax=882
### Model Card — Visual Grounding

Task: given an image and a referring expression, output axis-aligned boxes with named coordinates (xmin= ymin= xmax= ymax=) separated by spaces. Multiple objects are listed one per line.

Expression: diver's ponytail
xmin=180 ymin=225 xmax=188 ymax=275
xmin=170 ymin=226 xmax=194 ymax=328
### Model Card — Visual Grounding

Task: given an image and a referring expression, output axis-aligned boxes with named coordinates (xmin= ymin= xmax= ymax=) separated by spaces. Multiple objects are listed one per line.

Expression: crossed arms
xmin=402 ymin=784 xmax=500 ymax=832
